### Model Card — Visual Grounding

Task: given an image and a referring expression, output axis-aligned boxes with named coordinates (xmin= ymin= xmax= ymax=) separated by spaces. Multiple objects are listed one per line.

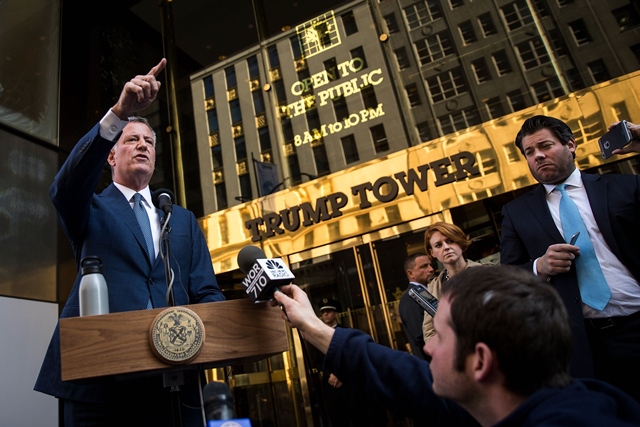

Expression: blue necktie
xmin=132 ymin=193 xmax=154 ymax=309
xmin=555 ymin=184 xmax=611 ymax=310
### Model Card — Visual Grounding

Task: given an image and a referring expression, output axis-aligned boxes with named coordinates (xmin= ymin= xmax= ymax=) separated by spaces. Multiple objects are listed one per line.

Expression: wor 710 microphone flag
xmin=237 ymin=246 xmax=295 ymax=302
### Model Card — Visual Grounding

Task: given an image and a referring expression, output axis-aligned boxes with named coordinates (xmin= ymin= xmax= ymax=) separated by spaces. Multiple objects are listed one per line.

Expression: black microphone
xmin=237 ymin=246 xmax=295 ymax=302
xmin=152 ymin=188 xmax=175 ymax=215
xmin=203 ymin=381 xmax=235 ymax=421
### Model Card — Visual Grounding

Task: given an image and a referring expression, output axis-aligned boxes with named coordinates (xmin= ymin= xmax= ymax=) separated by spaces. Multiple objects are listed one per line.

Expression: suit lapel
xmin=582 ymin=173 xmax=620 ymax=256
xmin=526 ymin=184 xmax=564 ymax=242
xmin=102 ymin=184 xmax=155 ymax=266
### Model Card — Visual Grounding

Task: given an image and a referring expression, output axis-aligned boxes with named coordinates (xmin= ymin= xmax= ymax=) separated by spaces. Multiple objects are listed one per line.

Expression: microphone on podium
xmin=152 ymin=188 xmax=175 ymax=215
xmin=203 ymin=381 xmax=252 ymax=427
xmin=237 ymin=246 xmax=295 ymax=303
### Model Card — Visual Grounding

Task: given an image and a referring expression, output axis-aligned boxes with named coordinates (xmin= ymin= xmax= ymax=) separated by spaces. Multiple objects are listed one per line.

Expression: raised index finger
xmin=147 ymin=58 xmax=167 ymax=77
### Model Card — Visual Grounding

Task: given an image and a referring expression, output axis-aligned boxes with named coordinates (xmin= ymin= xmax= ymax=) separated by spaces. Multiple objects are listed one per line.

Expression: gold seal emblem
xmin=149 ymin=307 xmax=205 ymax=364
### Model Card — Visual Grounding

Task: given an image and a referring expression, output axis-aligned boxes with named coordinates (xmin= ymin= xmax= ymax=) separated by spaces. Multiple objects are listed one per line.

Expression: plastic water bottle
xmin=79 ymin=256 xmax=109 ymax=316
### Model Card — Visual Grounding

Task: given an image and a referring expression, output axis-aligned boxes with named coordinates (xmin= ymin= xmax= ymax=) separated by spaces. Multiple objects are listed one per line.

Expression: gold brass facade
xmin=199 ymin=71 xmax=640 ymax=274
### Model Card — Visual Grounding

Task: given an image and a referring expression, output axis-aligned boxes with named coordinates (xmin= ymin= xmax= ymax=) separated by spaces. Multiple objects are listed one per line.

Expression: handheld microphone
xmin=152 ymin=188 xmax=175 ymax=215
xmin=203 ymin=381 xmax=252 ymax=427
xmin=237 ymin=246 xmax=295 ymax=302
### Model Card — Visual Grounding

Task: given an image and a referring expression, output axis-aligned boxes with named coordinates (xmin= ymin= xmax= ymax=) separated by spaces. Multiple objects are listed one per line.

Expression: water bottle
xmin=79 ymin=255 xmax=109 ymax=316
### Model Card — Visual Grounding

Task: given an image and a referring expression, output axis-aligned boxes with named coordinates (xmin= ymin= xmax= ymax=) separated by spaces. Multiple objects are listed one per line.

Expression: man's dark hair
xmin=514 ymin=115 xmax=575 ymax=158
xmin=404 ymin=251 xmax=429 ymax=273
xmin=441 ymin=265 xmax=572 ymax=396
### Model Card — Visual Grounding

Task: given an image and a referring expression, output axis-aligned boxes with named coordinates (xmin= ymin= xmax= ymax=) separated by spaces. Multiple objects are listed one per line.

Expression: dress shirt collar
xmin=409 ymin=281 xmax=428 ymax=290
xmin=543 ymin=168 xmax=582 ymax=195
xmin=114 ymin=182 xmax=153 ymax=207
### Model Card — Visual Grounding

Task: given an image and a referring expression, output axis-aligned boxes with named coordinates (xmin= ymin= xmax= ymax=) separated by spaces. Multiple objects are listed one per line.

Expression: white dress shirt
xmin=541 ymin=168 xmax=640 ymax=318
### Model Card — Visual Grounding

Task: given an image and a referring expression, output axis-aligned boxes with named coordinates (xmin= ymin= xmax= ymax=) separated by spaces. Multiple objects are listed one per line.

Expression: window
xmin=274 ymin=79 xmax=287 ymax=104
xmin=297 ymin=67 xmax=311 ymax=94
xmin=287 ymin=151 xmax=302 ymax=185
xmin=612 ymin=5 xmax=640 ymax=32
xmin=427 ymin=67 xmax=467 ymax=103
xmin=438 ymin=108 xmax=481 ymax=134
xmin=547 ymin=29 xmax=568 ymax=57
xmin=307 ymin=109 xmax=321 ymax=132
xmin=371 ymin=124 xmax=389 ymax=153
xmin=259 ymin=127 xmax=272 ymax=151
xmin=458 ymin=20 xmax=477 ymax=45
xmin=565 ymin=68 xmax=585 ymax=91
xmin=225 ymin=66 xmax=237 ymax=89
xmin=362 ymin=85 xmax=378 ymax=110
xmin=404 ymin=1 xmax=442 ymax=30
xmin=406 ymin=84 xmax=422 ymax=107
xmin=500 ymin=0 xmax=533 ymax=31
xmin=247 ymin=56 xmax=259 ymax=78
xmin=568 ymin=19 xmax=592 ymax=45
xmin=341 ymin=135 xmax=359 ymax=164
xmin=485 ymin=97 xmax=505 ymax=119
xmin=557 ymin=0 xmax=574 ymax=5
xmin=631 ymin=43 xmax=640 ymax=66
xmin=290 ymin=35 xmax=303 ymax=59
xmin=416 ymin=122 xmax=432 ymax=142
xmin=384 ymin=13 xmax=400 ymax=33
xmin=268 ymin=45 xmax=280 ymax=68
xmin=211 ymin=145 xmax=223 ymax=169
xmin=532 ymin=0 xmax=549 ymax=17
xmin=234 ymin=136 xmax=247 ymax=161
xmin=229 ymin=99 xmax=242 ymax=124
xmin=471 ymin=58 xmax=491 ymax=83
xmin=324 ymin=58 xmax=338 ymax=83
xmin=587 ymin=59 xmax=611 ymax=84
xmin=492 ymin=50 xmax=513 ymax=75
xmin=449 ymin=0 xmax=464 ymax=9
xmin=516 ymin=37 xmax=550 ymax=69
xmin=252 ymin=90 xmax=265 ymax=114
xmin=395 ymin=47 xmax=411 ymax=70
xmin=351 ymin=46 xmax=368 ymax=69
xmin=415 ymin=31 xmax=455 ymax=65
xmin=313 ymin=144 xmax=330 ymax=176
xmin=333 ymin=96 xmax=349 ymax=121
xmin=281 ymin=118 xmax=294 ymax=142
xmin=215 ymin=182 xmax=228 ymax=210
xmin=203 ymin=76 xmax=214 ymax=98
xmin=507 ymin=90 xmax=527 ymax=112
xmin=532 ymin=77 xmax=564 ymax=103
xmin=239 ymin=173 xmax=252 ymax=201
xmin=478 ymin=12 xmax=497 ymax=37
xmin=341 ymin=11 xmax=358 ymax=35
xmin=207 ymin=109 xmax=219 ymax=133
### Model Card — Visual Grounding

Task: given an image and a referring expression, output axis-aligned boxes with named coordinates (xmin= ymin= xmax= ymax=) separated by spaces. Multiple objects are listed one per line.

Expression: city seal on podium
xmin=149 ymin=306 xmax=205 ymax=364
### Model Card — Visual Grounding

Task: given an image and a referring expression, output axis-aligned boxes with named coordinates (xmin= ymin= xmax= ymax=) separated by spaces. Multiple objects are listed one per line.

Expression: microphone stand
xmin=160 ymin=212 xmax=175 ymax=307
xmin=159 ymin=211 xmax=182 ymax=426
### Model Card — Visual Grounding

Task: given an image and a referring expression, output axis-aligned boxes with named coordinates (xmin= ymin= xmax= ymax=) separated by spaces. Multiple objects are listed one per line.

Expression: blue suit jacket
xmin=500 ymin=172 xmax=640 ymax=377
xmin=34 ymin=123 xmax=225 ymax=402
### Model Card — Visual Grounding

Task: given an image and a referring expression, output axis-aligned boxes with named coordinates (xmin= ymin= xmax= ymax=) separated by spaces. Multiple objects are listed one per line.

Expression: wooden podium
xmin=60 ymin=299 xmax=289 ymax=381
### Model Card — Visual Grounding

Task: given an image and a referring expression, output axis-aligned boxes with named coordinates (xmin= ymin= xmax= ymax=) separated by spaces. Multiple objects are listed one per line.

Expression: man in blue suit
xmin=34 ymin=58 xmax=225 ymax=426
xmin=500 ymin=116 xmax=640 ymax=401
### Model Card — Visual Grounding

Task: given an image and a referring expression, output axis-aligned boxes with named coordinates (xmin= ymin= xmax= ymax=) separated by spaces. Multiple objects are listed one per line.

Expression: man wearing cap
xmin=315 ymin=298 xmax=351 ymax=427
